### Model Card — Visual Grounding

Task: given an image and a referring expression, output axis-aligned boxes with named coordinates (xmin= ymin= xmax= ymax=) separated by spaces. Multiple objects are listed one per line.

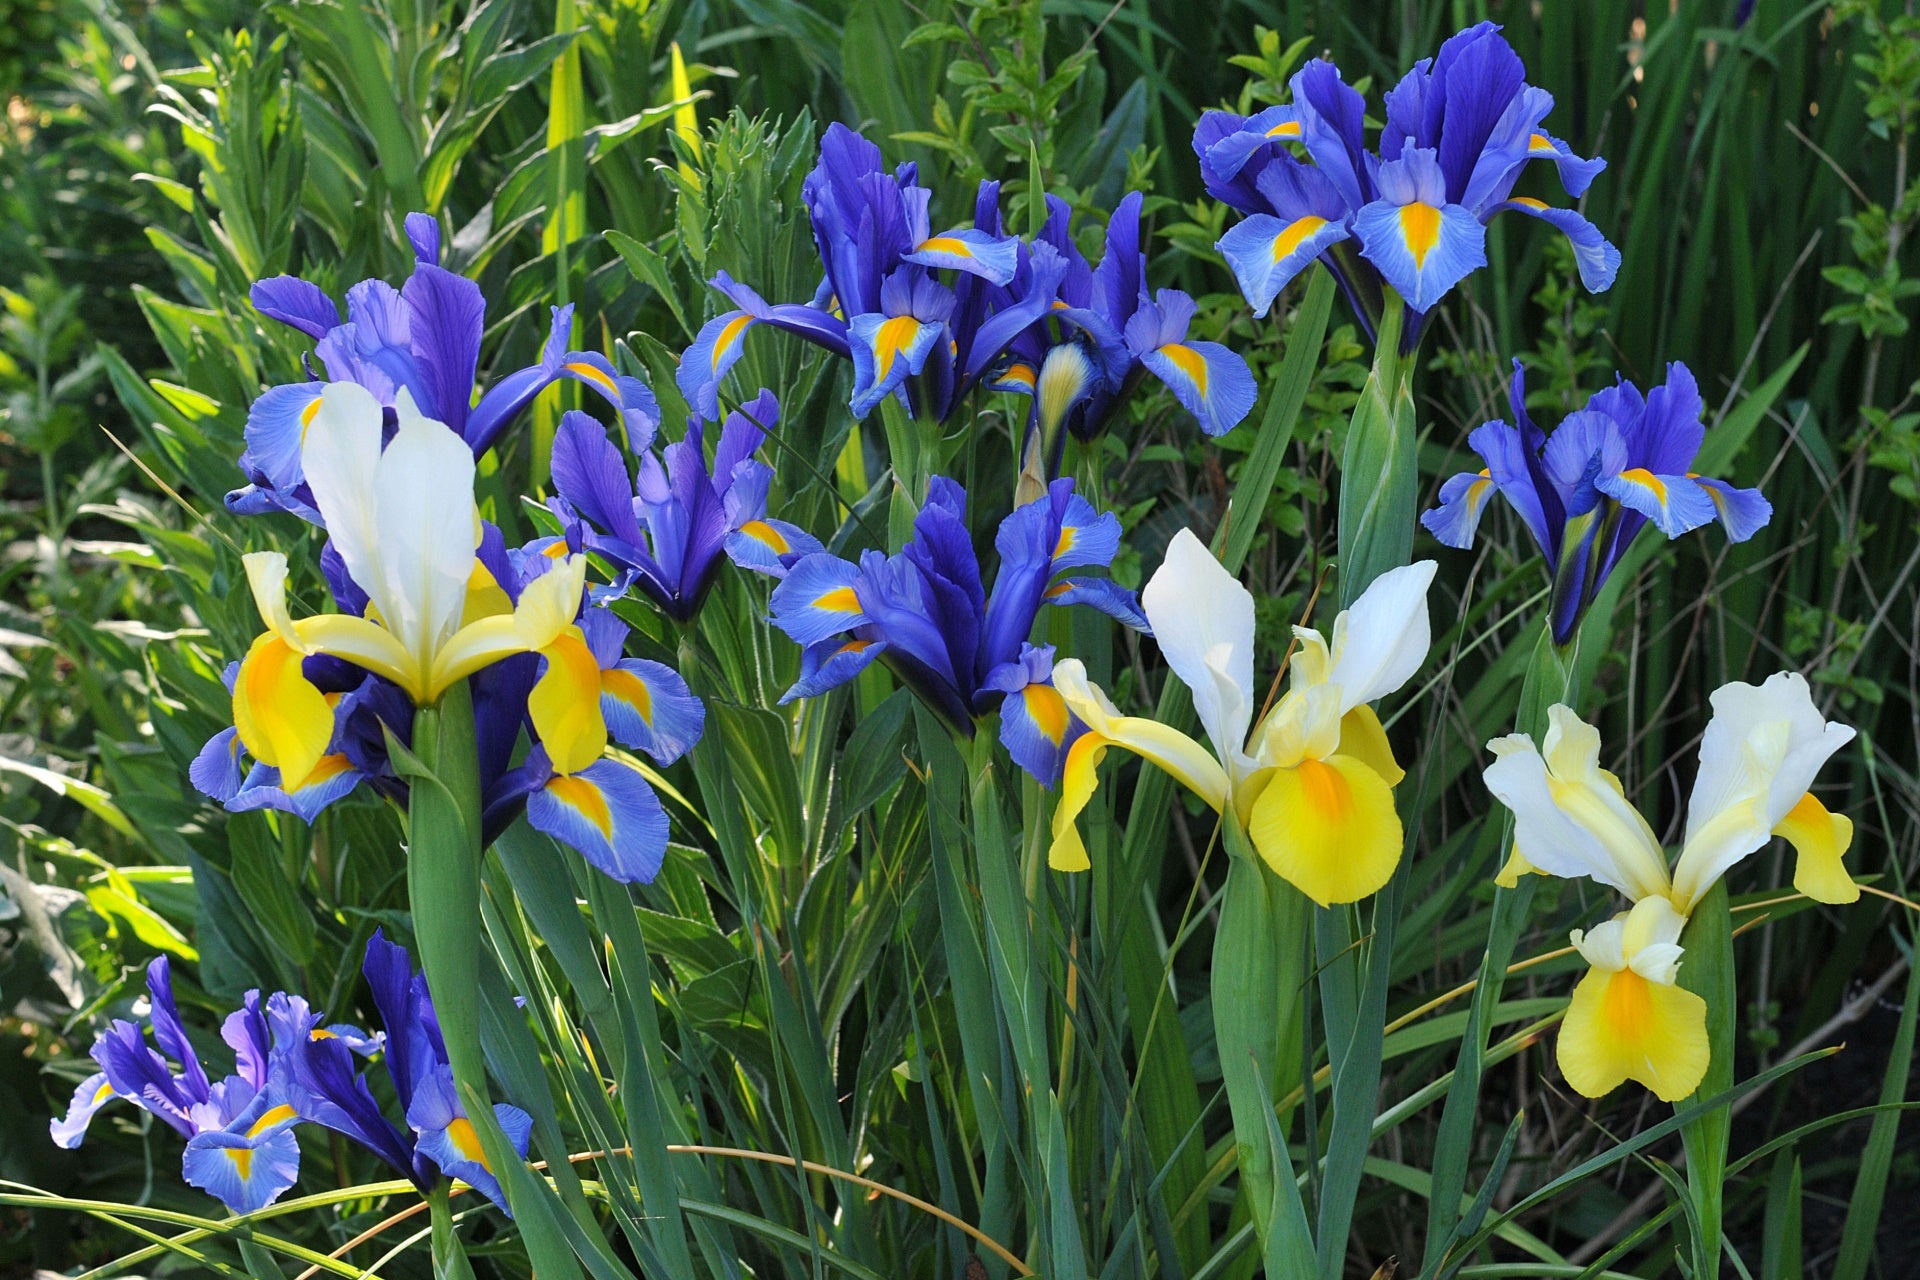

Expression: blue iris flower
xmin=767 ymin=476 xmax=1148 ymax=768
xmin=237 ymin=212 xmax=659 ymax=522
xmin=551 ymin=388 xmax=823 ymax=622
xmin=50 ymin=958 xmax=325 ymax=1214
xmin=676 ymin=124 xmax=1060 ymax=425
xmin=189 ymin=524 xmax=703 ymax=885
xmin=1422 ymin=359 xmax=1772 ymax=644
xmin=993 ymin=192 xmax=1257 ymax=494
xmin=1199 ymin=23 xmax=1617 ymax=347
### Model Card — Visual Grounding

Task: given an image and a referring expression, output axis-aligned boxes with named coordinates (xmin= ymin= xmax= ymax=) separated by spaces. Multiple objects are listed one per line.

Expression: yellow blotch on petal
xmin=1336 ymin=705 xmax=1404 ymax=788
xmin=227 ymin=1146 xmax=254 ymax=1180
xmin=1778 ymin=791 xmax=1858 ymax=904
xmin=814 ymin=586 xmax=862 ymax=613
xmin=1273 ymin=215 xmax=1329 ymax=262
xmin=233 ymin=632 xmax=334 ymax=792
xmin=873 ymin=316 xmax=922 ymax=382
xmin=712 ymin=314 xmax=754 ymax=367
xmin=546 ymin=775 xmax=614 ymax=840
xmin=445 ymin=1115 xmax=492 ymax=1170
xmin=1248 ymin=754 xmax=1403 ymax=906
xmin=1158 ymin=344 xmax=1210 ymax=396
xmin=1557 ymin=965 xmax=1709 ymax=1103
xmin=917 ymin=236 xmax=974 ymax=257
xmin=1509 ymin=196 xmax=1549 ymax=211
xmin=564 ymin=362 xmax=618 ymax=396
xmin=1617 ymin=467 xmax=1668 ymax=502
xmin=739 ymin=519 xmax=791 ymax=554
xmin=600 ymin=666 xmax=654 ymax=723
xmin=248 ymin=1104 xmax=299 ymax=1138
xmin=530 ymin=631 xmax=609 ymax=775
xmin=461 ymin=561 xmax=514 ymax=627
xmin=1399 ymin=202 xmax=1443 ymax=267
xmin=1266 ymin=119 xmax=1302 ymax=138
xmin=1023 ymin=683 xmax=1070 ymax=746
xmin=1050 ymin=734 xmax=1110 ymax=872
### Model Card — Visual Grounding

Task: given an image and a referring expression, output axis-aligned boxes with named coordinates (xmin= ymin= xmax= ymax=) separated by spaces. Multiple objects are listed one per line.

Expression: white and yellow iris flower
xmin=232 ymin=381 xmax=590 ymax=791
xmin=1048 ymin=529 xmax=1436 ymax=906
xmin=1482 ymin=673 xmax=1856 ymax=1099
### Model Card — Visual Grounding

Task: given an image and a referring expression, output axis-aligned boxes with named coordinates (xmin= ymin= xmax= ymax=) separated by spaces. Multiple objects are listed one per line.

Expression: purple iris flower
xmin=767 ymin=476 xmax=1148 ymax=745
xmin=271 ymin=932 xmax=532 ymax=1211
xmin=991 ymin=193 xmax=1256 ymax=495
xmin=236 ymin=212 xmax=659 ymax=522
xmin=550 ymin=388 xmax=823 ymax=622
xmin=1422 ymin=359 xmax=1771 ymax=644
xmin=676 ymin=124 xmax=1058 ymax=425
xmin=1200 ymin=23 xmax=1617 ymax=348
xmin=50 ymin=958 xmax=319 ymax=1214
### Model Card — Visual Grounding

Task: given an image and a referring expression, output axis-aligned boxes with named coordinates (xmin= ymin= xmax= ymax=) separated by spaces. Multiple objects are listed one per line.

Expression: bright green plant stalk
xmin=1420 ymin=629 xmax=1580 ymax=1277
xmin=878 ymin=395 xmax=927 ymax=550
xmin=1212 ymin=818 xmax=1310 ymax=1256
xmin=1677 ymin=881 xmax=1735 ymax=1276
xmin=426 ymin=1184 xmax=475 ymax=1280
xmin=1335 ymin=297 xmax=1414 ymax=609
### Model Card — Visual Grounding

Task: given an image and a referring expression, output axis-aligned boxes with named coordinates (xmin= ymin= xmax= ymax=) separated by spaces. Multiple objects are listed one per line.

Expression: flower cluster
xmin=54 ymin=937 xmax=530 ymax=1215
xmin=768 ymin=476 xmax=1146 ymax=781
xmin=192 ymin=382 xmax=703 ymax=884
xmin=1197 ymin=22 xmax=1618 ymax=344
xmin=1423 ymin=360 xmax=1770 ymax=644
xmin=678 ymin=125 xmax=1256 ymax=476
xmin=1483 ymin=674 xmax=1856 ymax=1100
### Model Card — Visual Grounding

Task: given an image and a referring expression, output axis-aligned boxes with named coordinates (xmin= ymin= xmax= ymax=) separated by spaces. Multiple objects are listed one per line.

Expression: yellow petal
xmin=243 ymin=553 xmax=305 ymax=652
xmin=428 ymin=558 xmax=587 ymax=700
xmin=1336 ymin=705 xmax=1404 ymax=787
xmin=461 ymin=559 xmax=515 ymax=626
xmin=529 ymin=630 xmax=608 ymax=776
xmin=297 ymin=613 xmax=421 ymax=699
xmin=1493 ymin=841 xmax=1541 ymax=889
xmin=1557 ymin=964 xmax=1709 ymax=1103
xmin=1049 ymin=734 xmax=1109 ymax=872
xmin=232 ymin=632 xmax=333 ymax=791
xmin=1779 ymin=791 xmax=1858 ymax=905
xmin=1247 ymin=753 xmax=1403 ymax=906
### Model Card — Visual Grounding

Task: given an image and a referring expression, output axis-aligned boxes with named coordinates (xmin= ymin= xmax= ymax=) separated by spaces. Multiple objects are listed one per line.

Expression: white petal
xmin=1686 ymin=672 xmax=1855 ymax=839
xmin=375 ymin=390 xmax=479 ymax=675
xmin=1481 ymin=707 xmax=1671 ymax=901
xmin=300 ymin=381 xmax=388 ymax=631
xmin=1570 ymin=917 xmax=1626 ymax=972
xmin=1326 ymin=559 xmax=1437 ymax=711
xmin=1141 ymin=528 xmax=1253 ymax=767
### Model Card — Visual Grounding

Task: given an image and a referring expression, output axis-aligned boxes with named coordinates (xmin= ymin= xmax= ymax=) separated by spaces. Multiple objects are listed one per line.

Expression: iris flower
xmin=1047 ymin=530 xmax=1435 ymax=906
xmin=55 ymin=944 xmax=535 ymax=1215
xmin=993 ymin=193 xmax=1256 ymax=496
xmin=1482 ymin=673 xmax=1856 ymax=1100
xmin=52 ymin=958 xmax=322 ymax=1213
xmin=1423 ymin=360 xmax=1771 ymax=645
xmin=767 ymin=477 xmax=1146 ymax=761
xmin=1198 ymin=23 xmax=1617 ymax=345
xmin=676 ymin=125 xmax=1060 ymax=424
xmin=198 ymin=381 xmax=701 ymax=883
xmin=549 ymin=388 xmax=822 ymax=621
xmin=237 ymin=212 xmax=656 ymax=521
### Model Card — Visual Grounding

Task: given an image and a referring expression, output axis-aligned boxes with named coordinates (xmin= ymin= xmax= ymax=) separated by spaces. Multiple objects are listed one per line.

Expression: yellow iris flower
xmin=1483 ymin=673 xmax=1856 ymax=1100
xmin=1048 ymin=529 xmax=1436 ymax=907
xmin=231 ymin=382 xmax=598 ymax=790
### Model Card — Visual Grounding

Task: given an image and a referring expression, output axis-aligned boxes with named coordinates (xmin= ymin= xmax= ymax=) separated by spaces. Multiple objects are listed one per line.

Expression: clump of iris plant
xmin=1196 ymin=22 xmax=1618 ymax=348
xmin=1421 ymin=359 xmax=1770 ymax=645
xmin=53 ymin=936 xmax=531 ymax=1215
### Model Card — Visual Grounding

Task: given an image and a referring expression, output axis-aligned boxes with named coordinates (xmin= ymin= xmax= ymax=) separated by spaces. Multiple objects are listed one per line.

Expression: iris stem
xmin=425 ymin=1183 xmax=474 ymax=1280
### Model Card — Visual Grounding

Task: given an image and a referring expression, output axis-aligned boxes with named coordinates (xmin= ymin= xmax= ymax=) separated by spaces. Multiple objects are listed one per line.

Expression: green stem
xmin=1335 ymin=295 xmax=1414 ymax=609
xmin=1677 ymin=881 xmax=1735 ymax=1276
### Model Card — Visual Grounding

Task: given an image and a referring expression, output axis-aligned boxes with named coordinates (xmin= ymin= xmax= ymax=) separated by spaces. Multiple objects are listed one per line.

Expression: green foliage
xmin=5 ymin=1 xmax=1920 ymax=1277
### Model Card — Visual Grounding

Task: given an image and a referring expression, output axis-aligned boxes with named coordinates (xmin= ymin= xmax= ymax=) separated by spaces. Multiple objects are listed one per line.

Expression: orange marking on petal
xmin=1618 ymin=467 xmax=1669 ymax=502
xmin=1266 ymin=119 xmax=1302 ymax=138
xmin=446 ymin=1116 xmax=491 ymax=1169
xmin=546 ymin=774 xmax=614 ymax=840
xmin=814 ymin=586 xmax=862 ymax=613
xmin=1399 ymin=202 xmax=1443 ymax=267
xmin=873 ymin=316 xmax=922 ymax=382
xmin=1273 ymin=215 xmax=1329 ymax=262
xmin=917 ymin=236 xmax=973 ymax=257
xmin=298 ymin=394 xmax=324 ymax=441
xmin=564 ymin=362 xmax=618 ymax=395
xmin=1053 ymin=526 xmax=1077 ymax=559
xmin=1509 ymin=196 xmax=1549 ymax=210
xmin=1022 ymin=684 xmax=1070 ymax=745
xmin=600 ymin=666 xmax=654 ymax=723
xmin=227 ymin=1147 xmax=254 ymax=1179
xmin=1528 ymin=132 xmax=1556 ymax=152
xmin=739 ymin=519 xmax=791 ymax=554
xmin=248 ymin=1104 xmax=299 ymax=1137
xmin=1158 ymin=343 xmax=1210 ymax=396
xmin=712 ymin=314 xmax=754 ymax=367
